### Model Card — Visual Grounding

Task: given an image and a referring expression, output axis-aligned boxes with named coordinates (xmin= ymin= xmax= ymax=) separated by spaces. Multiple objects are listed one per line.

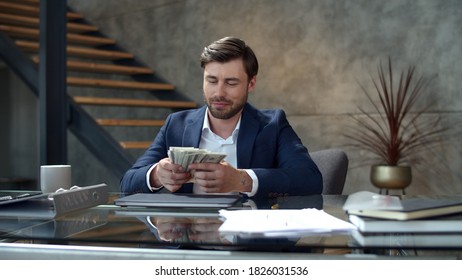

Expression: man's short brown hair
xmin=200 ymin=37 xmax=259 ymax=81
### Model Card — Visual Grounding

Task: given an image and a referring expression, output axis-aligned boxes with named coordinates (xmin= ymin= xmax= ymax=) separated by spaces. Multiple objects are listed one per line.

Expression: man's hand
xmin=151 ymin=217 xmax=189 ymax=242
xmin=188 ymin=217 xmax=227 ymax=243
xmin=188 ymin=161 xmax=252 ymax=193
xmin=151 ymin=217 xmax=228 ymax=243
xmin=151 ymin=158 xmax=192 ymax=192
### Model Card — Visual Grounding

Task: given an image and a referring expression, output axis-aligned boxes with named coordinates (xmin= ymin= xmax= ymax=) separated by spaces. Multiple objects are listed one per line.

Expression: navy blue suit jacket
xmin=120 ymin=103 xmax=323 ymax=198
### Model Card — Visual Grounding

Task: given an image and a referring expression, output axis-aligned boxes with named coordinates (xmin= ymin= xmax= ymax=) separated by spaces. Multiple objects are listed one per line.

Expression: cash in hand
xmin=168 ymin=147 xmax=227 ymax=171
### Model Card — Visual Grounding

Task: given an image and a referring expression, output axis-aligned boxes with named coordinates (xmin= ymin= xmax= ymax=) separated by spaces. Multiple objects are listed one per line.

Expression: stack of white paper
xmin=218 ymin=208 xmax=356 ymax=237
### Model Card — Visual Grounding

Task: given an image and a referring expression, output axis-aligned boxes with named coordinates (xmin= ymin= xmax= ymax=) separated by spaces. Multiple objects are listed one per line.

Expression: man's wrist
xmin=151 ymin=166 xmax=163 ymax=188
xmin=238 ymin=169 xmax=252 ymax=193
xmin=147 ymin=164 xmax=163 ymax=191
xmin=241 ymin=169 xmax=258 ymax=197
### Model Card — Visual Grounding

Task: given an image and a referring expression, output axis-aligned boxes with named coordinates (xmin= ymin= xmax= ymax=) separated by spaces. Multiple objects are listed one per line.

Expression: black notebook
xmin=347 ymin=198 xmax=462 ymax=220
xmin=351 ymin=230 xmax=462 ymax=247
xmin=114 ymin=193 xmax=241 ymax=208
xmin=349 ymin=214 xmax=462 ymax=233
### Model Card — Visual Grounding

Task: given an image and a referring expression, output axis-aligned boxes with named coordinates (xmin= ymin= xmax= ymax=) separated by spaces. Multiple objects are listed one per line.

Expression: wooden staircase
xmin=0 ymin=0 xmax=197 ymax=153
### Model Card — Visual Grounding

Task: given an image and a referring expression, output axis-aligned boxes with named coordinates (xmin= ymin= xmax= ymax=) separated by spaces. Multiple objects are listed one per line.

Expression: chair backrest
xmin=309 ymin=149 xmax=349 ymax=195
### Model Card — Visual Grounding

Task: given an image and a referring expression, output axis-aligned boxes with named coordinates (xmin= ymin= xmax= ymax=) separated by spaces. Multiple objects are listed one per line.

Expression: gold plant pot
xmin=370 ymin=165 xmax=412 ymax=190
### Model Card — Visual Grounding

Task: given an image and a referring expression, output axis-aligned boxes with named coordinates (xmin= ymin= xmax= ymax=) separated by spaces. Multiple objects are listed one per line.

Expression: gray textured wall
xmin=2 ymin=0 xmax=461 ymax=194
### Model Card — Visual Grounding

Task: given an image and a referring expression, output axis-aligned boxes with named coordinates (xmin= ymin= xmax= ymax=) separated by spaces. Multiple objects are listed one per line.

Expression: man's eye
xmin=227 ymin=82 xmax=238 ymax=86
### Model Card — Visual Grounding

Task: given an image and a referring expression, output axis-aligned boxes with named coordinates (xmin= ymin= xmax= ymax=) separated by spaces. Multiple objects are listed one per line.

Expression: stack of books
xmin=343 ymin=191 xmax=462 ymax=247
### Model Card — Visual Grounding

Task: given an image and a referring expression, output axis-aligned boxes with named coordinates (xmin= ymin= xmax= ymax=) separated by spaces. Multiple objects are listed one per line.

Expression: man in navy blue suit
xmin=120 ymin=37 xmax=322 ymax=198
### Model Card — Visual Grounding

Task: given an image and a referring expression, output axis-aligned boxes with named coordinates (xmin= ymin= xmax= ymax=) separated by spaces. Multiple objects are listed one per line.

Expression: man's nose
xmin=215 ymin=82 xmax=226 ymax=97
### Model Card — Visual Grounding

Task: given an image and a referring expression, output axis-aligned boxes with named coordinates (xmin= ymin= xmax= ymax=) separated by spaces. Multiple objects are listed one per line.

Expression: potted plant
xmin=345 ymin=57 xmax=446 ymax=194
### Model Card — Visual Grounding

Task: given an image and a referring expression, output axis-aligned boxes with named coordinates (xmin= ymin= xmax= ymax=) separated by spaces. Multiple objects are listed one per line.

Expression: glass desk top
xmin=1 ymin=192 xmax=462 ymax=258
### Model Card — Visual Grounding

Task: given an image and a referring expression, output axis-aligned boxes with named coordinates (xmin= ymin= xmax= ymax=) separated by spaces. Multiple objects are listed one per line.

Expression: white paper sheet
xmin=218 ymin=208 xmax=356 ymax=237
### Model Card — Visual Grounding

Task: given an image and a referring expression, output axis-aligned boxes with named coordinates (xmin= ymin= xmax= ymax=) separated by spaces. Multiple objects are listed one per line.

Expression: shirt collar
xmin=202 ymin=108 xmax=241 ymax=137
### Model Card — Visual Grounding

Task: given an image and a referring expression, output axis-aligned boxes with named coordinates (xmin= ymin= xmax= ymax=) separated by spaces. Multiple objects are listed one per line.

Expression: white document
xmin=218 ymin=208 xmax=356 ymax=237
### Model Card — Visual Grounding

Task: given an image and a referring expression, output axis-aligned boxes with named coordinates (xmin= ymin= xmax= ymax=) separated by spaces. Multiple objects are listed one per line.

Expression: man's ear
xmin=248 ymin=75 xmax=257 ymax=92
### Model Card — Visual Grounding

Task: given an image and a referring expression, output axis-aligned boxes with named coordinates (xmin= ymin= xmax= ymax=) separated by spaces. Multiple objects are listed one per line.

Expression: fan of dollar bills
xmin=168 ymin=147 xmax=227 ymax=171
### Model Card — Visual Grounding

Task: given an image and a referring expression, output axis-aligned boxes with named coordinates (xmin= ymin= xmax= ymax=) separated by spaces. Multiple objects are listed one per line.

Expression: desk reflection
xmin=150 ymin=216 xmax=227 ymax=244
xmin=135 ymin=195 xmax=324 ymax=250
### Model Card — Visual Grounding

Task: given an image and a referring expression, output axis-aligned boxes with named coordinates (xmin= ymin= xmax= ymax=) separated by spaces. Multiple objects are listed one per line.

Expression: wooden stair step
xmin=67 ymin=60 xmax=153 ymax=75
xmin=97 ymin=119 xmax=165 ymax=126
xmin=31 ymin=56 xmax=153 ymax=75
xmin=0 ymin=24 xmax=114 ymax=46
xmin=0 ymin=13 xmax=98 ymax=33
xmin=73 ymin=96 xmax=197 ymax=109
xmin=0 ymin=2 xmax=82 ymax=19
xmin=66 ymin=32 xmax=115 ymax=46
xmin=16 ymin=40 xmax=133 ymax=60
xmin=1 ymin=0 xmax=39 ymax=5
xmin=119 ymin=141 xmax=151 ymax=149
xmin=66 ymin=22 xmax=99 ymax=34
xmin=67 ymin=77 xmax=174 ymax=90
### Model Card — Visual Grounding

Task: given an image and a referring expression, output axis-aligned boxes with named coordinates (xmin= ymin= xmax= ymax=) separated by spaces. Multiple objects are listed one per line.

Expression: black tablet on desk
xmin=0 ymin=192 xmax=55 ymax=219
xmin=0 ymin=192 xmax=47 ymax=206
xmin=114 ymin=193 xmax=241 ymax=208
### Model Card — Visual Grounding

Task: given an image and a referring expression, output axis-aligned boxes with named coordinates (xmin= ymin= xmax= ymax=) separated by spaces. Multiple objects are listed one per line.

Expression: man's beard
xmin=206 ymin=94 xmax=248 ymax=120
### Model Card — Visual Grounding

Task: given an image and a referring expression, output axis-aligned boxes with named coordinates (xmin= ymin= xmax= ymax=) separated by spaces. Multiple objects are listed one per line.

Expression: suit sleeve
xmin=251 ymin=110 xmax=323 ymax=198
xmin=119 ymin=115 xmax=171 ymax=193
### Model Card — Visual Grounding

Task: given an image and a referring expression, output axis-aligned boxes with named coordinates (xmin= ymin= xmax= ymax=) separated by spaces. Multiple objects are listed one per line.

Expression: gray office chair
xmin=310 ymin=149 xmax=349 ymax=195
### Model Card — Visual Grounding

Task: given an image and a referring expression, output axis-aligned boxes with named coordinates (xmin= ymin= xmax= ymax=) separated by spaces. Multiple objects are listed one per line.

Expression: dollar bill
xmin=168 ymin=147 xmax=227 ymax=171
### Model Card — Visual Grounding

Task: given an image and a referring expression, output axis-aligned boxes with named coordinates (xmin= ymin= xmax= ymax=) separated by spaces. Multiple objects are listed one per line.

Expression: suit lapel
xmin=237 ymin=104 xmax=259 ymax=168
xmin=183 ymin=106 xmax=206 ymax=147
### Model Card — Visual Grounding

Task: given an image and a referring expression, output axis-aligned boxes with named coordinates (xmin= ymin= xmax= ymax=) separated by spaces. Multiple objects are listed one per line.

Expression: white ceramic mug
xmin=40 ymin=165 xmax=72 ymax=194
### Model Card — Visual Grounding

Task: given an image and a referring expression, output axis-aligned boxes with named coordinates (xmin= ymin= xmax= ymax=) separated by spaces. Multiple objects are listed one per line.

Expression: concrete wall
xmin=2 ymin=0 xmax=461 ymax=194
